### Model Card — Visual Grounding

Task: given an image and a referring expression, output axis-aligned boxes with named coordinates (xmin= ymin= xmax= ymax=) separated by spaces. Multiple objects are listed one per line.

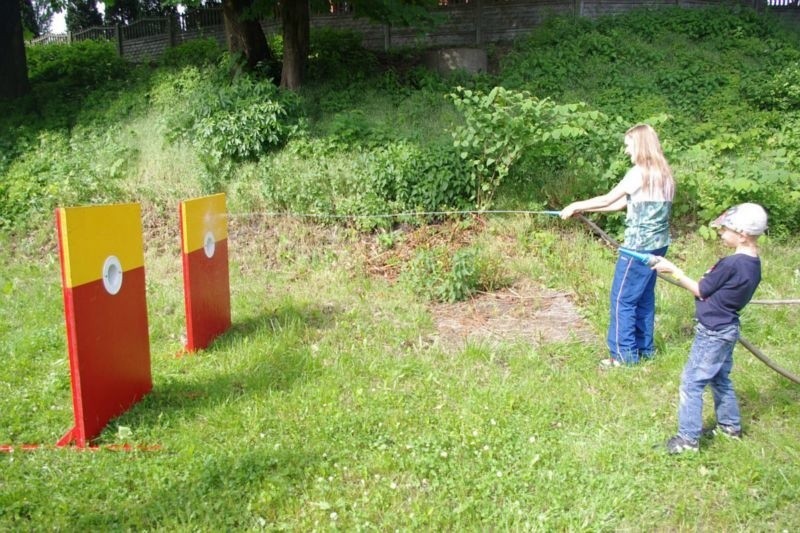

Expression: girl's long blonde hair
xmin=625 ymin=124 xmax=675 ymax=201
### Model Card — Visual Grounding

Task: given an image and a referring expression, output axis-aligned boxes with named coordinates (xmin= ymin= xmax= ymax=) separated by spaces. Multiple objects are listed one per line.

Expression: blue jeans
xmin=607 ymin=245 xmax=668 ymax=364
xmin=677 ymin=322 xmax=741 ymax=442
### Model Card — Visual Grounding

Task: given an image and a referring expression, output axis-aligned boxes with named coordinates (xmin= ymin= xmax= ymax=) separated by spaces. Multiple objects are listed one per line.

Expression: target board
xmin=55 ymin=203 xmax=152 ymax=447
xmin=179 ymin=193 xmax=231 ymax=352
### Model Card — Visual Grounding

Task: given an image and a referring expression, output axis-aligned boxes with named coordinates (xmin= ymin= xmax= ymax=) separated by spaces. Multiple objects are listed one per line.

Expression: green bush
xmin=258 ymin=138 xmax=472 ymax=228
xmin=677 ymin=130 xmax=800 ymax=238
xmin=150 ymin=59 xmax=306 ymax=190
xmin=160 ymin=38 xmax=223 ymax=68
xmin=323 ymin=110 xmax=391 ymax=148
xmin=450 ymin=86 xmax=617 ymax=208
xmin=7 ymin=40 xmax=136 ymax=131
xmin=741 ymin=63 xmax=800 ymax=111
xmin=498 ymin=6 xmax=790 ymax=145
xmin=365 ymin=141 xmax=474 ymax=213
xmin=306 ymin=28 xmax=379 ymax=86
xmin=492 ymin=7 xmax=800 ymax=234
xmin=27 ymin=40 xmax=127 ymax=86
xmin=400 ymin=244 xmax=510 ymax=302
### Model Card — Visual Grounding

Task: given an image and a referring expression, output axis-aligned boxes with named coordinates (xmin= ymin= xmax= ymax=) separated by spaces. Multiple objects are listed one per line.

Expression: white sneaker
xmin=598 ymin=358 xmax=622 ymax=369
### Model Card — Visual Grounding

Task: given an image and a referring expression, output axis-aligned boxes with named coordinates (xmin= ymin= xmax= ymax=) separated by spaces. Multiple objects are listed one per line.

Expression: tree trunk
xmin=0 ymin=0 xmax=31 ymax=99
xmin=280 ymin=0 xmax=310 ymax=90
xmin=222 ymin=0 xmax=273 ymax=70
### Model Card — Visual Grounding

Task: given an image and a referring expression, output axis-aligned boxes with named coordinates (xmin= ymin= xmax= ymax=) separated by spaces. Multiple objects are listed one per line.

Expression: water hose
xmin=575 ymin=214 xmax=800 ymax=385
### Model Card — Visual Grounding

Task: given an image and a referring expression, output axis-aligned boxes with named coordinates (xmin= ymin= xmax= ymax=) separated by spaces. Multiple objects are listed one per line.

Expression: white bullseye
xmin=102 ymin=255 xmax=123 ymax=295
xmin=203 ymin=231 xmax=216 ymax=258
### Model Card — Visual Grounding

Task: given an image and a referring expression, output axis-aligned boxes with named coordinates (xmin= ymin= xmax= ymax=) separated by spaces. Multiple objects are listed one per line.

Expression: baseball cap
xmin=711 ymin=203 xmax=768 ymax=236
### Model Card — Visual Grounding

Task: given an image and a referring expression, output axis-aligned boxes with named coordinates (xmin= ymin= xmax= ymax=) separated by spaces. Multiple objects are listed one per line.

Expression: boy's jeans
xmin=678 ymin=322 xmax=742 ymax=442
xmin=607 ymin=245 xmax=668 ymax=364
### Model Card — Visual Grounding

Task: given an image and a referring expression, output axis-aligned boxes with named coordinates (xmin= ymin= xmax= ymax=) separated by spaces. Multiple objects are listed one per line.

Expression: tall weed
xmin=257 ymin=138 xmax=472 ymax=228
xmin=450 ymin=86 xmax=621 ymax=208
xmin=0 ymin=127 xmax=133 ymax=230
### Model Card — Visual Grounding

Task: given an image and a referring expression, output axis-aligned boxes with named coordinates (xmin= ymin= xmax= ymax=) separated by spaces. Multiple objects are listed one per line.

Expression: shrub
xmin=400 ymin=244 xmax=511 ymax=302
xmin=450 ymin=86 xmax=616 ymax=208
xmin=160 ymin=38 xmax=223 ymax=68
xmin=306 ymin=28 xmax=379 ymax=86
xmin=150 ymin=59 xmax=306 ymax=190
xmin=365 ymin=141 xmax=474 ymax=212
xmin=27 ymin=40 xmax=127 ymax=87
xmin=677 ymin=130 xmax=800 ymax=238
xmin=741 ymin=63 xmax=800 ymax=111
xmin=257 ymin=138 xmax=472 ymax=229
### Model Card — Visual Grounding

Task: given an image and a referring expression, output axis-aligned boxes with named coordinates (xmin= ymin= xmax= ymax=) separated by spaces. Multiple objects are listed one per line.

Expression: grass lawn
xmin=2 ymin=215 xmax=798 ymax=529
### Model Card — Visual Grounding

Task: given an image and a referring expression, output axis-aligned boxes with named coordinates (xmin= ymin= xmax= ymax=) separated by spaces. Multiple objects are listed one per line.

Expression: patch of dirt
xmin=431 ymin=278 xmax=597 ymax=351
xmin=363 ymin=216 xmax=486 ymax=280
xmin=360 ymin=218 xmax=598 ymax=350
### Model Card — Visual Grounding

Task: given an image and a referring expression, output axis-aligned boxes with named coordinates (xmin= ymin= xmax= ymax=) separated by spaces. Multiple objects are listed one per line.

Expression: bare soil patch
xmin=361 ymin=218 xmax=598 ymax=350
xmin=431 ymin=278 xmax=597 ymax=351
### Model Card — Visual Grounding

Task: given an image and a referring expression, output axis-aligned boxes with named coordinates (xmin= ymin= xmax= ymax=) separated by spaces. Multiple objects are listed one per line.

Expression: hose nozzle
xmin=619 ymin=248 xmax=661 ymax=267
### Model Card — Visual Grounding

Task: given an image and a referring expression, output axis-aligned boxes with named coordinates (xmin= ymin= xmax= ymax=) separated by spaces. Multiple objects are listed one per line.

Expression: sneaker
xmin=704 ymin=424 xmax=743 ymax=439
xmin=666 ymin=435 xmax=699 ymax=454
xmin=599 ymin=358 xmax=622 ymax=369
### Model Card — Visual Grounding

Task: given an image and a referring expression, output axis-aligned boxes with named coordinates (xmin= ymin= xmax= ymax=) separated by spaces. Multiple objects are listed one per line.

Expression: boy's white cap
xmin=711 ymin=203 xmax=768 ymax=236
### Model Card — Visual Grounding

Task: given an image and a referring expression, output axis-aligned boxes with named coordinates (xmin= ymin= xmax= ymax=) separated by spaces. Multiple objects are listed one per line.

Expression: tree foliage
xmin=66 ymin=0 xmax=103 ymax=32
xmin=104 ymin=0 xmax=176 ymax=26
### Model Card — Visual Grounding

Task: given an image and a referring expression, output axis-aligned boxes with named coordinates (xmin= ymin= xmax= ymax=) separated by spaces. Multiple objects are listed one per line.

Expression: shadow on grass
xmin=106 ymin=299 xmax=343 ymax=438
xmin=61 ymin=446 xmax=324 ymax=529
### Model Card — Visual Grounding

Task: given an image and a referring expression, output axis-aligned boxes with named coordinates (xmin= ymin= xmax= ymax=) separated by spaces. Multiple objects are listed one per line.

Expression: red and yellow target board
xmin=179 ymin=193 xmax=231 ymax=352
xmin=56 ymin=203 xmax=152 ymax=448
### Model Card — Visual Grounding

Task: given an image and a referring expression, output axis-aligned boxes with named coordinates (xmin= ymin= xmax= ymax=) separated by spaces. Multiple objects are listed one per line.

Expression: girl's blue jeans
xmin=607 ymin=245 xmax=668 ymax=364
xmin=677 ymin=322 xmax=741 ymax=442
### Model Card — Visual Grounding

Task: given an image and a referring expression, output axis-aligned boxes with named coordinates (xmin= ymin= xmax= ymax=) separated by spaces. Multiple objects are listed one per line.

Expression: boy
xmin=651 ymin=203 xmax=767 ymax=454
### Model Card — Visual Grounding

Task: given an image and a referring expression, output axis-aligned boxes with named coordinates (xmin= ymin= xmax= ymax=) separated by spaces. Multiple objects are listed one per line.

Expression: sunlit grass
xmin=1 ymin=215 xmax=798 ymax=529
xmin=2 ymin=8 xmax=800 ymax=528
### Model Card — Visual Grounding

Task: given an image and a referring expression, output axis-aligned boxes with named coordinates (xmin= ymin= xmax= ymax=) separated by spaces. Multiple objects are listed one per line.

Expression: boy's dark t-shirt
xmin=695 ymin=253 xmax=761 ymax=330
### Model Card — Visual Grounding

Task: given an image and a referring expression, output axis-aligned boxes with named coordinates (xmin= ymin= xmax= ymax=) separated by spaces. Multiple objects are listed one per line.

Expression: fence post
xmin=67 ymin=31 xmax=73 ymax=44
xmin=168 ymin=14 xmax=176 ymax=47
xmin=115 ymin=23 xmax=123 ymax=57
xmin=475 ymin=0 xmax=482 ymax=45
xmin=384 ymin=23 xmax=391 ymax=52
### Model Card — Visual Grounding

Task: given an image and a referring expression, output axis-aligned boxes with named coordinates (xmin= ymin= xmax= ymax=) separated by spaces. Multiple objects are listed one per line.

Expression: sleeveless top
xmin=619 ymin=166 xmax=672 ymax=251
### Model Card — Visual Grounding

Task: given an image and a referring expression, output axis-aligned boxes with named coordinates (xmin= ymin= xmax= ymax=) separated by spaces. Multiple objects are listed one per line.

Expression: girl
xmin=560 ymin=124 xmax=675 ymax=367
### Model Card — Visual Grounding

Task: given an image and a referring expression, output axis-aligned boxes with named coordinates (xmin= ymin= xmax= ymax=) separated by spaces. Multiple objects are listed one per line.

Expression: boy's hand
xmin=651 ymin=256 xmax=674 ymax=272
xmin=651 ymin=257 xmax=684 ymax=278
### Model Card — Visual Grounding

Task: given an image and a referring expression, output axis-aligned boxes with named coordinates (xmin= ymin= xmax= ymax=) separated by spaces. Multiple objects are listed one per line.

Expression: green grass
xmin=3 ymin=7 xmax=800 ymax=529
xmin=1 ymin=216 xmax=799 ymax=529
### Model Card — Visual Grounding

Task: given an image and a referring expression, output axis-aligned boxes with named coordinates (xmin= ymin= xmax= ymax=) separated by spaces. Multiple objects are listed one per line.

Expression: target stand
xmin=179 ymin=193 xmax=231 ymax=353
xmin=55 ymin=203 xmax=152 ymax=448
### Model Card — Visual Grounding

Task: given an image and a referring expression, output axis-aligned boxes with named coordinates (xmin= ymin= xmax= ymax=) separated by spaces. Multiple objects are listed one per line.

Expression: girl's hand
xmin=560 ymin=203 xmax=580 ymax=219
